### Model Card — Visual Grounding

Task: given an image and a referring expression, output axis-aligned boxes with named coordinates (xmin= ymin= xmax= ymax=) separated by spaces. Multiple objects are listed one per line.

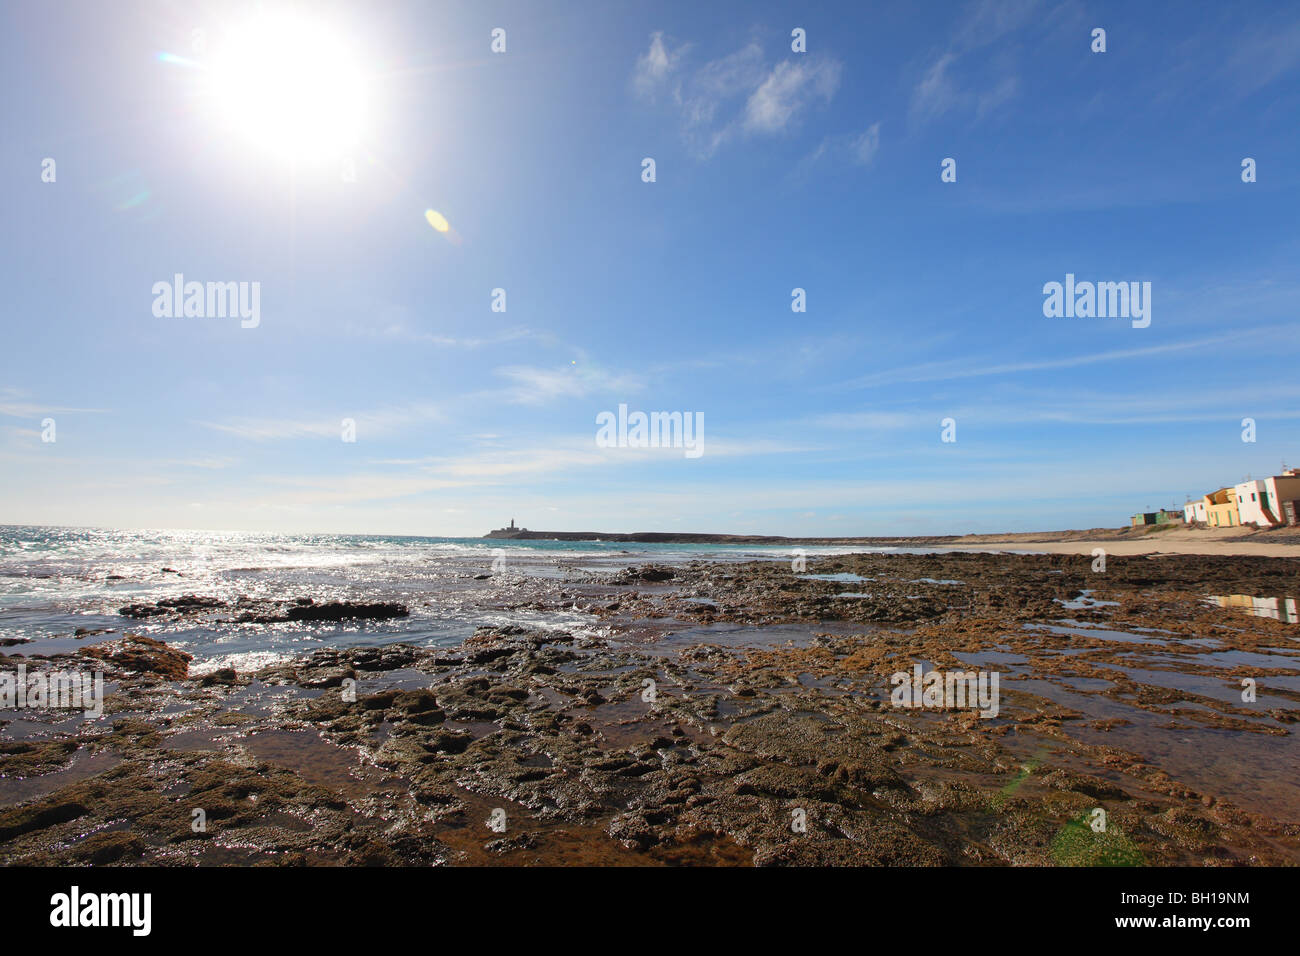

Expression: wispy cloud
xmin=379 ymin=434 xmax=818 ymax=483
xmin=0 ymin=387 xmax=107 ymax=419
xmin=798 ymin=122 xmax=882 ymax=174
xmin=159 ymin=456 xmax=240 ymax=470
xmin=909 ymin=0 xmax=1040 ymax=124
xmin=492 ymin=364 xmax=644 ymax=405
xmin=830 ymin=328 xmax=1282 ymax=390
xmin=199 ymin=403 xmax=444 ymax=441
xmin=633 ymin=33 xmax=842 ymax=156
xmin=911 ymin=52 xmax=961 ymax=122
xmin=377 ymin=326 xmax=543 ymax=349
xmin=254 ymin=472 xmax=469 ymax=504
xmin=336 ymin=309 xmax=548 ymax=349
xmin=851 ymin=123 xmax=882 ymax=164
xmin=1221 ymin=16 xmax=1300 ymax=96
xmin=742 ymin=58 xmax=841 ymax=133
xmin=633 ymin=31 xmax=690 ymax=98
xmin=806 ymin=410 xmax=916 ymax=430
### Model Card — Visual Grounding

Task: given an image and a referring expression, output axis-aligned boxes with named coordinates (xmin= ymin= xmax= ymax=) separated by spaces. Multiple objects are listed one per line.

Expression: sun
xmin=205 ymin=10 xmax=368 ymax=163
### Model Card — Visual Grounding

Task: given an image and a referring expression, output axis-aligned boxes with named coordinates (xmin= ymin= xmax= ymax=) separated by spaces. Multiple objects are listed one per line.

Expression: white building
xmin=1234 ymin=470 xmax=1300 ymax=527
xmin=1234 ymin=479 xmax=1276 ymax=527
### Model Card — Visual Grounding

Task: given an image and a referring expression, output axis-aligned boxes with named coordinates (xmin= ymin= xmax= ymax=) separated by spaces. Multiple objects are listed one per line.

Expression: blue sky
xmin=2 ymin=0 xmax=1299 ymax=536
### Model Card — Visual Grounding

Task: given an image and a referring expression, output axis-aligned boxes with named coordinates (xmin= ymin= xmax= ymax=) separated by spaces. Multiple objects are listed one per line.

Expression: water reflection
xmin=1207 ymin=594 xmax=1299 ymax=624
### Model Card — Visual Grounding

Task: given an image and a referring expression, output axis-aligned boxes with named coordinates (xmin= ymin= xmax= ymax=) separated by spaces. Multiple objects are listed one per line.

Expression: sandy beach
xmin=484 ymin=524 xmax=1300 ymax=559
xmin=956 ymin=527 xmax=1300 ymax=559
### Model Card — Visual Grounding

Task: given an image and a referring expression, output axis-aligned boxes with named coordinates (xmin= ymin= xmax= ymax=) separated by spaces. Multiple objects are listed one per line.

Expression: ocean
xmin=0 ymin=525 xmax=894 ymax=673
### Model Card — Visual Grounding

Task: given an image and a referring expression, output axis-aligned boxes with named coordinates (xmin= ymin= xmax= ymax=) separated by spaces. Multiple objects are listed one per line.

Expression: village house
xmin=1234 ymin=469 xmax=1300 ymax=527
xmin=1183 ymin=496 xmax=1208 ymax=524
xmin=1130 ymin=509 xmax=1184 ymax=527
xmin=1234 ymin=479 xmax=1278 ymax=527
xmin=1205 ymin=487 xmax=1241 ymax=527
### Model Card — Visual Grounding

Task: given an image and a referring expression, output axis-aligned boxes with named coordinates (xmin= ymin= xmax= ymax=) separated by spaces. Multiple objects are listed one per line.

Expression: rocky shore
xmin=1 ymin=550 xmax=1298 ymax=866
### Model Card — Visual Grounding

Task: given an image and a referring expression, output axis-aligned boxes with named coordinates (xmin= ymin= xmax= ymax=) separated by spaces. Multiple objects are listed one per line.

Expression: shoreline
xmin=483 ymin=525 xmax=1300 ymax=556
xmin=483 ymin=522 xmax=1300 ymax=554
xmin=960 ymin=538 xmax=1300 ymax=558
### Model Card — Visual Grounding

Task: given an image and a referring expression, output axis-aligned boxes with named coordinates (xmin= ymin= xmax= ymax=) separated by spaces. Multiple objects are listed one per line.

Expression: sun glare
xmin=206 ymin=11 xmax=368 ymax=162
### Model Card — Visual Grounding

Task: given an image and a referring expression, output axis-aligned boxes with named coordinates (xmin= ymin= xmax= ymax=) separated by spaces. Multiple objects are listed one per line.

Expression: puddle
xmin=1056 ymin=675 xmax=1113 ymax=691
xmin=1207 ymin=594 xmax=1299 ymax=625
xmin=161 ymin=728 xmax=229 ymax=752
xmin=222 ymin=679 xmax=321 ymax=716
xmin=240 ymin=729 xmax=368 ymax=792
xmin=1056 ymin=590 xmax=1121 ymax=610
xmin=1110 ymin=664 xmax=1293 ymax=708
xmin=955 ymin=650 xmax=1029 ymax=668
xmin=1027 ymin=623 xmax=1170 ymax=646
xmin=0 ymin=747 xmax=122 ymax=807
xmin=1145 ymin=648 xmax=1300 ymax=679
xmin=0 ymin=711 xmax=92 ymax=741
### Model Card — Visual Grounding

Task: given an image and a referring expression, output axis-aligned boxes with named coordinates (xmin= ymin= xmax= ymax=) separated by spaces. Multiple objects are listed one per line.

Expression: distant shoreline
xmin=484 ymin=524 xmax=1300 ymax=557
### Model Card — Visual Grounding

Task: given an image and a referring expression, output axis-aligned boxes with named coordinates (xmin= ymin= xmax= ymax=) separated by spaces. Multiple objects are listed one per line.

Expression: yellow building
xmin=1203 ymin=487 xmax=1241 ymax=528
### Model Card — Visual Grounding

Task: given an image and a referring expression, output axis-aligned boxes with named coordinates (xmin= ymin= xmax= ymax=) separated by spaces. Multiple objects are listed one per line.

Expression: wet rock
xmin=73 ymin=627 xmax=114 ymax=639
xmin=199 ymin=668 xmax=241 ymax=687
xmin=282 ymin=601 xmax=408 ymax=623
xmin=78 ymin=633 xmax=191 ymax=680
xmin=119 ymin=594 xmax=222 ymax=618
xmin=634 ymin=566 xmax=676 ymax=582
xmin=485 ymin=832 xmax=538 ymax=853
xmin=118 ymin=595 xmax=408 ymax=625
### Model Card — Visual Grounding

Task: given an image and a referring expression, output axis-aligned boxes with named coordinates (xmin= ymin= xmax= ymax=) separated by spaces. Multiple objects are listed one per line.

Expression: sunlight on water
xmin=0 ymin=526 xmax=892 ymax=665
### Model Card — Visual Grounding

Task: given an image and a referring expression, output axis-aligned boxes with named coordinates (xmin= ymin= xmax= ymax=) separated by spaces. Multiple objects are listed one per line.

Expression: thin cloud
xmin=806 ymin=410 xmax=916 ymax=430
xmin=830 ymin=329 xmax=1281 ymax=390
xmin=633 ymin=31 xmax=689 ymax=98
xmin=1222 ymin=16 xmax=1300 ymax=96
xmin=742 ymin=58 xmax=841 ymax=133
xmin=0 ymin=387 xmax=108 ymax=419
xmin=911 ymin=53 xmax=960 ymax=121
xmin=633 ymin=33 xmax=843 ymax=156
xmin=342 ymin=318 xmax=545 ymax=349
xmin=493 ymin=365 xmax=644 ymax=405
xmin=794 ymin=123 xmax=883 ymax=178
xmin=851 ymin=123 xmax=882 ymax=164
xmin=199 ymin=403 xmax=444 ymax=441
xmin=425 ymin=438 xmax=815 ymax=480
xmin=909 ymin=0 xmax=1040 ymax=124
